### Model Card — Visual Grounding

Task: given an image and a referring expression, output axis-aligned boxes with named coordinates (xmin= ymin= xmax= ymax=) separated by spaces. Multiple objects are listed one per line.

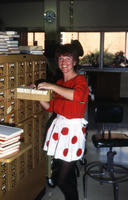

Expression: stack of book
xmin=0 ymin=33 xmax=8 ymax=53
xmin=19 ymin=46 xmax=44 ymax=55
xmin=0 ymin=31 xmax=20 ymax=54
xmin=0 ymin=125 xmax=23 ymax=158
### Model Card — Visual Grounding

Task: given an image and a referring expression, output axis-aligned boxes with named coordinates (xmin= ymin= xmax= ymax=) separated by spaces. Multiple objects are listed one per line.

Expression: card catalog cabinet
xmin=0 ymin=54 xmax=48 ymax=200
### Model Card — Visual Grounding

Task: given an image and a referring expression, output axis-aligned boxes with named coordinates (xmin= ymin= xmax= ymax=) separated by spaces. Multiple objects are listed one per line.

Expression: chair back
xmin=95 ymin=105 xmax=123 ymax=124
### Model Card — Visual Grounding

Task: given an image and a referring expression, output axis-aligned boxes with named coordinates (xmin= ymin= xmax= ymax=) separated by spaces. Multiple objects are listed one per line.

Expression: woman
xmin=37 ymin=44 xmax=89 ymax=200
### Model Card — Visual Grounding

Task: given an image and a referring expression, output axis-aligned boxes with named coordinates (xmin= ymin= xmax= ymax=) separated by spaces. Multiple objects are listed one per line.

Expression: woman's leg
xmin=52 ymin=159 xmax=79 ymax=200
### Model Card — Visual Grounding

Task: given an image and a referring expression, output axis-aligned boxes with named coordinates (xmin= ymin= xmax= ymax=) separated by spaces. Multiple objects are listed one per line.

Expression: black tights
xmin=52 ymin=159 xmax=79 ymax=200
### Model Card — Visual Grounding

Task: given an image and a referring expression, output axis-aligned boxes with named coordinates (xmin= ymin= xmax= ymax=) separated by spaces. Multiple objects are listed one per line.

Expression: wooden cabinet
xmin=0 ymin=54 xmax=48 ymax=200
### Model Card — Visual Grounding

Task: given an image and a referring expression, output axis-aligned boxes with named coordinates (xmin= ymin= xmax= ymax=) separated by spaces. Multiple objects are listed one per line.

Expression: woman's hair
xmin=55 ymin=43 xmax=79 ymax=63
xmin=71 ymin=40 xmax=84 ymax=57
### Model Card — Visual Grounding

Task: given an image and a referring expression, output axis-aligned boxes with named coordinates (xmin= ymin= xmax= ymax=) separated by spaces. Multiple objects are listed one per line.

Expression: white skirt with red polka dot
xmin=43 ymin=114 xmax=88 ymax=162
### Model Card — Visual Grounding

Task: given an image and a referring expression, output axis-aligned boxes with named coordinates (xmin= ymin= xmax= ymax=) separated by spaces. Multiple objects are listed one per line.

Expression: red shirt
xmin=46 ymin=75 xmax=89 ymax=119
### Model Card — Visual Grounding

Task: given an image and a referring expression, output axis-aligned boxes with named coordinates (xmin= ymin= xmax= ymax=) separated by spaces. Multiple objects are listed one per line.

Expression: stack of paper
xmin=0 ymin=125 xmax=23 ymax=158
xmin=0 ymin=31 xmax=20 ymax=54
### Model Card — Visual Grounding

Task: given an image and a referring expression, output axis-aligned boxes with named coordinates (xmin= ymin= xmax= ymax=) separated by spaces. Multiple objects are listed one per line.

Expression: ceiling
xmin=0 ymin=0 xmax=42 ymax=3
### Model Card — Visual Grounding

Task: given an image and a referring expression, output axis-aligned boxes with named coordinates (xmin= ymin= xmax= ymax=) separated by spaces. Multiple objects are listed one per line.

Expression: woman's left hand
xmin=38 ymin=82 xmax=74 ymax=101
xmin=37 ymin=82 xmax=54 ymax=90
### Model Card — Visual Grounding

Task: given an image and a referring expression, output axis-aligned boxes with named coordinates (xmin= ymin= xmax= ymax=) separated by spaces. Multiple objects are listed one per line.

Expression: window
xmin=27 ymin=32 xmax=45 ymax=50
xmin=104 ymin=32 xmax=127 ymax=66
xmin=61 ymin=32 xmax=128 ymax=69
xmin=61 ymin=32 xmax=100 ymax=57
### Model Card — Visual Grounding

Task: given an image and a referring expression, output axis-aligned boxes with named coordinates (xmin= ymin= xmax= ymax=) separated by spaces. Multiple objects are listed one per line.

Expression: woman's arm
xmin=37 ymin=82 xmax=74 ymax=101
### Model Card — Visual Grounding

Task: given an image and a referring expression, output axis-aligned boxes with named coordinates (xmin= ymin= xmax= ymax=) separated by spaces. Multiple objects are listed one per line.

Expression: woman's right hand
xmin=29 ymin=83 xmax=36 ymax=89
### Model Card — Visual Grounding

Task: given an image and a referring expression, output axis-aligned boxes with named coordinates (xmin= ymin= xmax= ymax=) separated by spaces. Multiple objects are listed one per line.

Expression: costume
xmin=43 ymin=74 xmax=89 ymax=162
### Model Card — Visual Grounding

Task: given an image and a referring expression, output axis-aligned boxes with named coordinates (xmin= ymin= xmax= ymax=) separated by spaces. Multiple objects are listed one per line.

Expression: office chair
xmin=83 ymin=104 xmax=128 ymax=200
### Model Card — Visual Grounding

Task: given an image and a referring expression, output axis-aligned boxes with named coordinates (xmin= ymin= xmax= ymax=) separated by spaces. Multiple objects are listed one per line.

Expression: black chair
xmin=83 ymin=104 xmax=128 ymax=200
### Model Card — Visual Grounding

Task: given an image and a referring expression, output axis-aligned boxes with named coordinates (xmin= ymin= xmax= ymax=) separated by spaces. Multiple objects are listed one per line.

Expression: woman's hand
xmin=29 ymin=83 xmax=36 ymax=89
xmin=37 ymin=82 xmax=54 ymax=90
xmin=38 ymin=82 xmax=74 ymax=101
xmin=37 ymin=82 xmax=52 ymax=110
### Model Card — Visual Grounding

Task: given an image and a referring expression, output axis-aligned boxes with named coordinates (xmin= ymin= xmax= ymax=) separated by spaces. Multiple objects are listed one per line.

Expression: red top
xmin=46 ymin=75 xmax=89 ymax=119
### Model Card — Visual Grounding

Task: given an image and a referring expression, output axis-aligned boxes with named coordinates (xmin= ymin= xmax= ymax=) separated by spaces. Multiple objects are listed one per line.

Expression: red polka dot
xmin=71 ymin=136 xmax=78 ymax=144
xmin=82 ymin=127 xmax=86 ymax=134
xmin=63 ymin=148 xmax=68 ymax=156
xmin=61 ymin=127 xmax=69 ymax=135
xmin=76 ymin=148 xmax=82 ymax=157
xmin=46 ymin=140 xmax=49 ymax=147
xmin=52 ymin=132 xmax=58 ymax=140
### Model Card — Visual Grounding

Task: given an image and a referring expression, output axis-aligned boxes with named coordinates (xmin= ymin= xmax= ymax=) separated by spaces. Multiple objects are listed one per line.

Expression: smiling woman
xmin=58 ymin=55 xmax=75 ymax=75
xmin=36 ymin=43 xmax=89 ymax=200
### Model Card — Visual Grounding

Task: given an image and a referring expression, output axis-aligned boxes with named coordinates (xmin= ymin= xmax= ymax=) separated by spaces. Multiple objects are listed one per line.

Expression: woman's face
xmin=58 ymin=55 xmax=76 ymax=74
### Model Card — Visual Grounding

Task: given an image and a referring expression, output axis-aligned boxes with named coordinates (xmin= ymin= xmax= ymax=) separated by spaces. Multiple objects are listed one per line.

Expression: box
xmin=15 ymin=86 xmax=52 ymax=101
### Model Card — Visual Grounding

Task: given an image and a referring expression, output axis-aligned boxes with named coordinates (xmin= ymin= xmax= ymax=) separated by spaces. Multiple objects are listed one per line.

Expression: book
xmin=5 ymin=31 xmax=18 ymax=35
xmin=0 ymin=135 xmax=21 ymax=147
xmin=0 ymin=148 xmax=19 ymax=158
xmin=0 ymin=42 xmax=7 ymax=46
xmin=0 ymin=125 xmax=23 ymax=140
xmin=7 ymin=50 xmax=20 ymax=54
xmin=19 ymin=46 xmax=43 ymax=51
xmin=7 ymin=44 xmax=18 ymax=47
xmin=0 ymin=141 xmax=20 ymax=152
xmin=6 ymin=41 xmax=18 ymax=45
xmin=30 ymin=50 xmax=43 ymax=55
xmin=0 ymin=48 xmax=8 ymax=51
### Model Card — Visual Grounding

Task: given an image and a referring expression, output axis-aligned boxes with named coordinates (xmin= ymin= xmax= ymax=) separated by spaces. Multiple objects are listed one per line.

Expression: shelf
xmin=79 ymin=66 xmax=128 ymax=73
